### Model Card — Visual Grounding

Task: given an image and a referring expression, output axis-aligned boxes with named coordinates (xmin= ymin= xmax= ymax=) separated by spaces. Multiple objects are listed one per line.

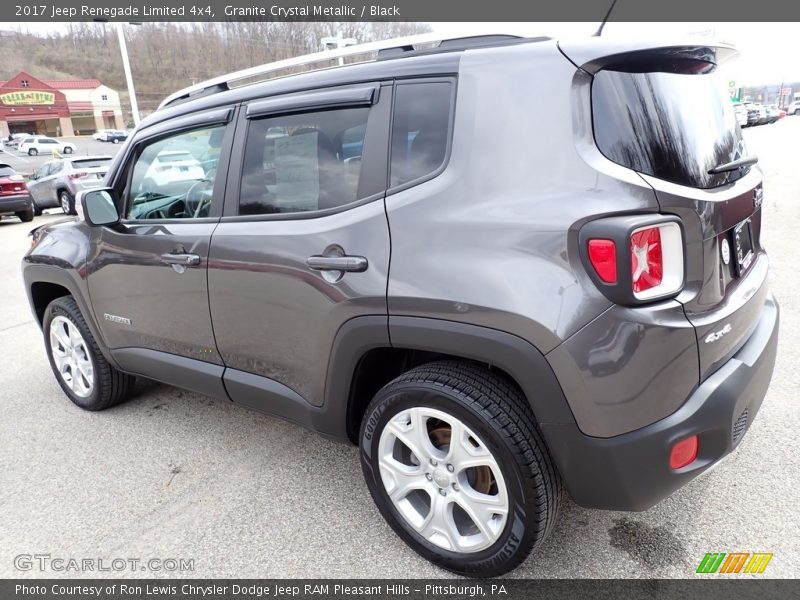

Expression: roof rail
xmin=158 ymin=32 xmax=530 ymax=110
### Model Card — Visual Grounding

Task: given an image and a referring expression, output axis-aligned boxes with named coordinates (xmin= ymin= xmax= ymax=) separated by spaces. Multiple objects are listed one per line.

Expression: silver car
xmin=27 ymin=155 xmax=112 ymax=215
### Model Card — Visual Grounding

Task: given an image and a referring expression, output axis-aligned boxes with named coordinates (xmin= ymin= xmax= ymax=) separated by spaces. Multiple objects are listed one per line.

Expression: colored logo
xmin=0 ymin=91 xmax=55 ymax=106
xmin=697 ymin=552 xmax=773 ymax=574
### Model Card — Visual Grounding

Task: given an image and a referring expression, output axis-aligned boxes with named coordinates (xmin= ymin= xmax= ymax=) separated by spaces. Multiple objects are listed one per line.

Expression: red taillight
xmin=587 ymin=239 xmax=617 ymax=283
xmin=630 ymin=226 xmax=663 ymax=293
xmin=669 ymin=435 xmax=698 ymax=469
xmin=68 ymin=172 xmax=88 ymax=180
xmin=0 ymin=177 xmax=26 ymax=196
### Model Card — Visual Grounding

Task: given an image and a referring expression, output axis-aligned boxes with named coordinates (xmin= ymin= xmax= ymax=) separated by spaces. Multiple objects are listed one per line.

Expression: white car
xmin=93 ymin=130 xmax=113 ymax=141
xmin=732 ymin=102 xmax=748 ymax=127
xmin=18 ymin=137 xmax=76 ymax=156
xmin=141 ymin=150 xmax=205 ymax=189
xmin=786 ymin=101 xmax=800 ymax=116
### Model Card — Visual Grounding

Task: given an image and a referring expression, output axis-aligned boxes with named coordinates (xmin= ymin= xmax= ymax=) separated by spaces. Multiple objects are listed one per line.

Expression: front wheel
xmin=28 ymin=148 xmax=38 ymax=156
xmin=359 ymin=361 xmax=561 ymax=577
xmin=43 ymin=296 xmax=135 ymax=411
xmin=63 ymin=146 xmax=73 ymax=154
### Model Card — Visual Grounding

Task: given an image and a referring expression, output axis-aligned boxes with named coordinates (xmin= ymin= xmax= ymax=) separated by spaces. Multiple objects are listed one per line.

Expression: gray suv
xmin=22 ymin=34 xmax=779 ymax=576
xmin=28 ymin=156 xmax=113 ymax=215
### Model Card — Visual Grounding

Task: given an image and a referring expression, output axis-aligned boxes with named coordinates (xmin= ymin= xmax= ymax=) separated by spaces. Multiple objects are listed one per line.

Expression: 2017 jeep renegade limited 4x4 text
xmin=23 ymin=34 xmax=779 ymax=576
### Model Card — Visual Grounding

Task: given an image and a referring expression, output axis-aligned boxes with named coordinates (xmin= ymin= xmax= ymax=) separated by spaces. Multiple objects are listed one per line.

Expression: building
xmin=0 ymin=71 xmax=124 ymax=138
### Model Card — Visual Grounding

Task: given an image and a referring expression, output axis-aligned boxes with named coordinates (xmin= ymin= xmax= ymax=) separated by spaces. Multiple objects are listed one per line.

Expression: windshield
xmin=592 ymin=69 xmax=747 ymax=189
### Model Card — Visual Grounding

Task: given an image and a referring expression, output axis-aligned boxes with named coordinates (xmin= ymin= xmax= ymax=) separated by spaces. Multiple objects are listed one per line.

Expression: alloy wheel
xmin=49 ymin=315 xmax=94 ymax=398
xmin=377 ymin=406 xmax=509 ymax=553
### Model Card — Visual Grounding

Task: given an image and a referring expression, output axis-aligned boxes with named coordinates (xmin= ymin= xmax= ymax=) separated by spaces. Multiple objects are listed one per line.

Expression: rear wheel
xmin=60 ymin=190 xmax=75 ymax=215
xmin=43 ymin=296 xmax=134 ymax=411
xmin=32 ymin=202 xmax=43 ymax=216
xmin=28 ymin=148 xmax=38 ymax=156
xmin=16 ymin=208 xmax=33 ymax=222
xmin=359 ymin=361 xmax=561 ymax=577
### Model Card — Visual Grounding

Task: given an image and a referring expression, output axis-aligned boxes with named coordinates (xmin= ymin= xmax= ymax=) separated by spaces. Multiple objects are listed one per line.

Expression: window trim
xmin=221 ymin=82 xmax=391 ymax=222
xmin=112 ymin=106 xmax=238 ymax=224
xmin=386 ymin=76 xmax=457 ymax=197
xmin=245 ymin=84 xmax=379 ymax=119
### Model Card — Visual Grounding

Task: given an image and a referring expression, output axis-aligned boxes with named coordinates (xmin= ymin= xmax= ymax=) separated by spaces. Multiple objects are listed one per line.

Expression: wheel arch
xmin=324 ymin=316 xmax=576 ymax=444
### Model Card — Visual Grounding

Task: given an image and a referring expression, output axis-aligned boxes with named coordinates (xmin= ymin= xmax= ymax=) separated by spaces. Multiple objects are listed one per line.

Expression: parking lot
xmin=0 ymin=136 xmax=124 ymax=176
xmin=0 ymin=118 xmax=797 ymax=579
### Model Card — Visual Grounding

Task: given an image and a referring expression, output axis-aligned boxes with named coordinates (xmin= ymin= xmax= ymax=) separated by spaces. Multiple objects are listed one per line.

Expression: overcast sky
xmin=3 ymin=21 xmax=798 ymax=86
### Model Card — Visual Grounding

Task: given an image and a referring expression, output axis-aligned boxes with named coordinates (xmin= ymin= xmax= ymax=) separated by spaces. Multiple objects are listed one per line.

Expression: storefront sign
xmin=0 ymin=91 xmax=56 ymax=105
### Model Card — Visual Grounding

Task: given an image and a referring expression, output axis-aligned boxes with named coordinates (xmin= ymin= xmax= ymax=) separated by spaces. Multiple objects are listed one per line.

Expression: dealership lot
xmin=0 ymin=136 xmax=123 ymax=176
xmin=0 ymin=118 xmax=798 ymax=578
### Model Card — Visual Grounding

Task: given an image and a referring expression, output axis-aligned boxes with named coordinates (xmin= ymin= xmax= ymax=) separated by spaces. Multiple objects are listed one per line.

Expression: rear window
xmin=0 ymin=165 xmax=16 ymax=177
xmin=71 ymin=158 xmax=112 ymax=169
xmin=592 ymin=69 xmax=747 ymax=189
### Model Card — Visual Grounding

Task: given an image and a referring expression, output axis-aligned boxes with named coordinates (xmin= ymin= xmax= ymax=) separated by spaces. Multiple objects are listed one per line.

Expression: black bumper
xmin=542 ymin=293 xmax=779 ymax=511
xmin=0 ymin=193 xmax=33 ymax=214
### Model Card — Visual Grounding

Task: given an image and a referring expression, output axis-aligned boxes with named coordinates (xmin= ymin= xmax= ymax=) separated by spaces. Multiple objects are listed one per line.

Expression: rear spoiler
xmin=558 ymin=38 xmax=738 ymax=74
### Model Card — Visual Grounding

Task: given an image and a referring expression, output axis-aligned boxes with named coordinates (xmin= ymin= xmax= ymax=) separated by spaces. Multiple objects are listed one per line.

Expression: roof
xmin=0 ymin=78 xmax=102 ymax=89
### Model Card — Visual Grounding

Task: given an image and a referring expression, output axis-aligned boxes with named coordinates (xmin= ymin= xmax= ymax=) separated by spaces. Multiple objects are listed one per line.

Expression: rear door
xmin=208 ymin=82 xmax=392 ymax=409
xmin=588 ymin=47 xmax=769 ymax=380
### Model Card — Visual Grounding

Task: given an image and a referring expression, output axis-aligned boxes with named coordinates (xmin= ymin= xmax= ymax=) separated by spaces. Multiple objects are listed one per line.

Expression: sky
xmin=2 ymin=21 xmax=798 ymax=86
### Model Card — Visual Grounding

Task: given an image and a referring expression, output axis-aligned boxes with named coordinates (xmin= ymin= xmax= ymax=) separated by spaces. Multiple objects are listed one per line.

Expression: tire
xmin=43 ymin=296 xmax=135 ymax=411
xmin=112 ymin=138 xmax=119 ymax=144
xmin=32 ymin=202 xmax=43 ymax=216
xmin=16 ymin=208 xmax=34 ymax=222
xmin=28 ymin=148 xmax=38 ymax=156
xmin=359 ymin=360 xmax=561 ymax=577
xmin=63 ymin=146 xmax=73 ymax=154
xmin=795 ymin=109 xmax=800 ymax=116
xmin=59 ymin=190 xmax=75 ymax=215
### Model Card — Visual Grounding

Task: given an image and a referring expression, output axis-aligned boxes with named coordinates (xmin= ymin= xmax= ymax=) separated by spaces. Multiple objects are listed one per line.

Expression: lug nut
xmin=452 ymin=483 xmax=459 ymax=491
xmin=430 ymin=458 xmax=438 ymax=467
xmin=446 ymin=464 xmax=454 ymax=472
xmin=438 ymin=488 xmax=447 ymax=496
xmin=425 ymin=473 xmax=432 ymax=481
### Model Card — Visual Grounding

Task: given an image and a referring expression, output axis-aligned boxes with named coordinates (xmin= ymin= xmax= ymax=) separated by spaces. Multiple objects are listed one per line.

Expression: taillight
xmin=580 ymin=216 xmax=684 ymax=305
xmin=587 ymin=239 xmax=617 ymax=283
xmin=68 ymin=172 xmax=88 ymax=180
xmin=630 ymin=222 xmax=683 ymax=301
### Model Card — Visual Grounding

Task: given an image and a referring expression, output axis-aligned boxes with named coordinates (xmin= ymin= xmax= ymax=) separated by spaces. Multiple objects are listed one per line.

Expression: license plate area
xmin=733 ymin=219 xmax=754 ymax=276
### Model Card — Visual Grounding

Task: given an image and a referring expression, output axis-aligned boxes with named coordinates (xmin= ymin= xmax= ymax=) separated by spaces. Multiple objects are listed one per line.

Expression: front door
xmin=208 ymin=83 xmax=392 ymax=407
xmin=87 ymin=112 xmax=234 ymax=365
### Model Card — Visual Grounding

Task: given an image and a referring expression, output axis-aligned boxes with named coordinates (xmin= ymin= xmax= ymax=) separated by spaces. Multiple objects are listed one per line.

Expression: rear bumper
xmin=0 ymin=193 xmax=33 ymax=214
xmin=542 ymin=293 xmax=779 ymax=511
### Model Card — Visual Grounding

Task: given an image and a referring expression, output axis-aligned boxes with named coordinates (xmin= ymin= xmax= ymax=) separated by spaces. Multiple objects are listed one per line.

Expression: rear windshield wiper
xmin=708 ymin=155 xmax=758 ymax=175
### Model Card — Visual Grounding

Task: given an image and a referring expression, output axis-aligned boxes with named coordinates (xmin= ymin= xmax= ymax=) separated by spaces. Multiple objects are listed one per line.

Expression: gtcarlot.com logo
xmin=14 ymin=554 xmax=194 ymax=573
xmin=696 ymin=552 xmax=773 ymax=574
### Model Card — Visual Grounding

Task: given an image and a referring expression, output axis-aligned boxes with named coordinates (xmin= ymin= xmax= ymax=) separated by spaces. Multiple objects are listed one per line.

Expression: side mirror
xmin=79 ymin=188 xmax=120 ymax=227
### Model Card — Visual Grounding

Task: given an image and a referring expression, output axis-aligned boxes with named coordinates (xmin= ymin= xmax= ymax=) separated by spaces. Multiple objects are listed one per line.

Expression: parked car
xmin=103 ymin=130 xmax=129 ymax=144
xmin=27 ymin=156 xmax=112 ymax=215
xmin=4 ymin=133 xmax=32 ymax=148
xmin=18 ymin=136 xmax=76 ymax=156
xmin=786 ymin=100 xmax=800 ymax=116
xmin=22 ymin=34 xmax=779 ymax=577
xmin=732 ymin=102 xmax=748 ymax=127
xmin=744 ymin=103 xmax=766 ymax=126
xmin=92 ymin=130 xmax=112 ymax=141
xmin=765 ymin=106 xmax=780 ymax=124
xmin=0 ymin=162 xmax=34 ymax=221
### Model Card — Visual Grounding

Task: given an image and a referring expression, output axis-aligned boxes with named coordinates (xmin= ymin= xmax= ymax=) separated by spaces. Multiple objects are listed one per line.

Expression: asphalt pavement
xmin=0 ymin=119 xmax=798 ymax=579
xmin=0 ymin=136 xmax=124 ymax=176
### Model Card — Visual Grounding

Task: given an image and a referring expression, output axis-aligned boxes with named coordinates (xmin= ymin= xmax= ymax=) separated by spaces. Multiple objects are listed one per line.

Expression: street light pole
xmin=115 ymin=22 xmax=141 ymax=126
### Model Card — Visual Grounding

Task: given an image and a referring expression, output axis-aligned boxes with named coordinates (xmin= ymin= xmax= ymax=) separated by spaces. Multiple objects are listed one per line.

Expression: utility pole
xmin=115 ymin=22 xmax=141 ymax=126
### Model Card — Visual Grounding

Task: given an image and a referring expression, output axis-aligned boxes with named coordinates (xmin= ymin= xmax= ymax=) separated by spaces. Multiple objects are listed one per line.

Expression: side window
xmin=389 ymin=81 xmax=453 ymax=188
xmin=239 ymin=106 xmax=369 ymax=216
xmin=49 ymin=161 xmax=63 ymax=174
xmin=35 ymin=163 xmax=52 ymax=179
xmin=124 ymin=124 xmax=226 ymax=220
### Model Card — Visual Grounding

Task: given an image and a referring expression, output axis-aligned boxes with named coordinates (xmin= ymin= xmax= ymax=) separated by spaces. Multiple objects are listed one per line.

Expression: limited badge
xmin=720 ymin=238 xmax=731 ymax=265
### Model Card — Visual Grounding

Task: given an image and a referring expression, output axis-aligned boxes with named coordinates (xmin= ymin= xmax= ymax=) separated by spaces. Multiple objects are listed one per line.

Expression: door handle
xmin=306 ymin=255 xmax=368 ymax=272
xmin=161 ymin=252 xmax=201 ymax=267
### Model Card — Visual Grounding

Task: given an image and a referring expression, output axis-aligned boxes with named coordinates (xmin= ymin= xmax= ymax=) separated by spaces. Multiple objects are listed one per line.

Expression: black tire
xmin=16 ymin=208 xmax=34 ymax=222
xmin=63 ymin=146 xmax=73 ymax=154
xmin=359 ymin=360 xmax=561 ymax=577
xmin=59 ymin=190 xmax=75 ymax=215
xmin=112 ymin=138 xmax=119 ymax=144
xmin=43 ymin=296 xmax=135 ymax=411
xmin=28 ymin=148 xmax=38 ymax=156
xmin=32 ymin=202 xmax=43 ymax=216
xmin=795 ymin=109 xmax=800 ymax=116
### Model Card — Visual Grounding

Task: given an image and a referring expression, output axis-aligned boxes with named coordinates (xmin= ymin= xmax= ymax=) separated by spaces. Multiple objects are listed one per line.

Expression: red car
xmin=0 ymin=163 xmax=34 ymax=222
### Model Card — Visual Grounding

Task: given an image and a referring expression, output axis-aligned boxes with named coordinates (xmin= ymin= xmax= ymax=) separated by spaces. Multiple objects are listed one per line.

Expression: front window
xmin=592 ymin=68 xmax=747 ymax=189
